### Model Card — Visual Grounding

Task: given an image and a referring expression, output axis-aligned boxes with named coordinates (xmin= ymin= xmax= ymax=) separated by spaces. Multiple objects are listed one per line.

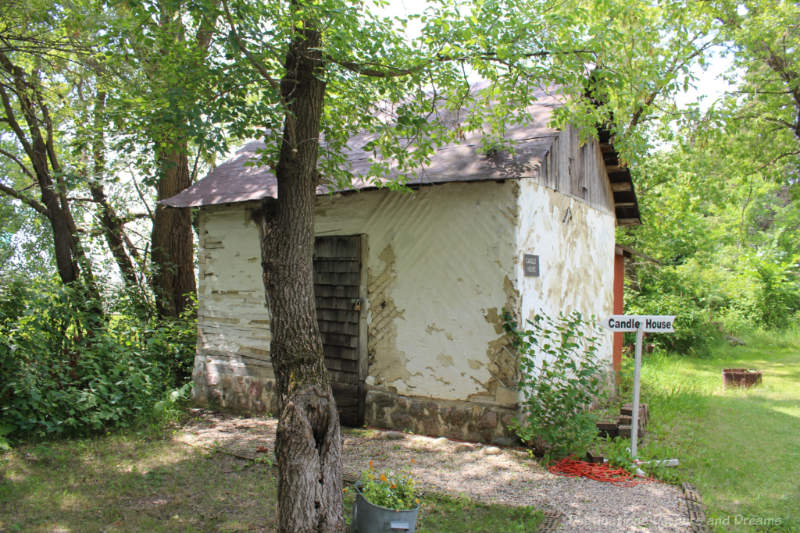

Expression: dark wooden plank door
xmin=313 ymin=235 xmax=366 ymax=426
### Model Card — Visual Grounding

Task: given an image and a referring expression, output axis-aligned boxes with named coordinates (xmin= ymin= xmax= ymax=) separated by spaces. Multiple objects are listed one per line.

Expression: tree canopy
xmin=1 ymin=0 xmax=798 ymax=531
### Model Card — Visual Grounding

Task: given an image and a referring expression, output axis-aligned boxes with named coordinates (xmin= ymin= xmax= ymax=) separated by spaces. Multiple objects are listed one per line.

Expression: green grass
xmin=343 ymin=491 xmax=542 ymax=533
xmin=0 ymin=433 xmax=279 ymax=532
xmin=413 ymin=493 xmax=542 ymax=533
xmin=610 ymin=330 xmax=800 ymax=532
xmin=1 ymin=429 xmax=542 ymax=532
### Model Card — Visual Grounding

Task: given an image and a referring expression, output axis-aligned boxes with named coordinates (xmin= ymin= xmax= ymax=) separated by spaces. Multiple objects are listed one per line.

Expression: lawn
xmin=624 ymin=330 xmax=800 ymax=532
xmin=0 ymin=428 xmax=542 ymax=532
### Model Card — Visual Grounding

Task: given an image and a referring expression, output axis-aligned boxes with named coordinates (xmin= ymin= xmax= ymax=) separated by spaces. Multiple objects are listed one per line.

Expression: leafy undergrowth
xmin=605 ymin=329 xmax=800 ymax=532
xmin=1 ymin=428 xmax=543 ymax=532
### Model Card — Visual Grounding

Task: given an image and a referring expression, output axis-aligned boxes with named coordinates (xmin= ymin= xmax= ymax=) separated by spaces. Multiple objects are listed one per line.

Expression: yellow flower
xmin=380 ymin=474 xmax=387 ymax=482
xmin=410 ymin=458 xmax=415 ymax=464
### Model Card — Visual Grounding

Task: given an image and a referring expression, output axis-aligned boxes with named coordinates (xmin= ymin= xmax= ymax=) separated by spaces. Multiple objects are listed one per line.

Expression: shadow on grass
xmin=1 ymin=432 xmax=543 ymax=533
xmin=0 ymin=436 xmax=277 ymax=532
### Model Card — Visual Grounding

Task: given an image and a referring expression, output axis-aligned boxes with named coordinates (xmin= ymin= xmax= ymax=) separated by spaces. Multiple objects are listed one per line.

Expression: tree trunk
xmin=0 ymin=53 xmax=83 ymax=286
xmin=151 ymin=144 xmax=196 ymax=318
xmin=90 ymin=182 xmax=141 ymax=291
xmin=256 ymin=22 xmax=344 ymax=533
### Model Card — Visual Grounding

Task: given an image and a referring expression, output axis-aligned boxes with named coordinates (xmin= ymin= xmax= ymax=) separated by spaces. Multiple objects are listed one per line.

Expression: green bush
xmin=503 ymin=310 xmax=608 ymax=459
xmin=749 ymin=254 xmax=800 ymax=330
xmin=625 ymin=249 xmax=799 ymax=354
xmin=626 ymin=263 xmax=722 ymax=355
xmin=0 ymin=278 xmax=196 ymax=443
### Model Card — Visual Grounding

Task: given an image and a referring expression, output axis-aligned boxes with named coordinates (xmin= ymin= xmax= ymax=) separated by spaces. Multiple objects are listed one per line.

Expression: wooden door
xmin=313 ymin=235 xmax=367 ymax=426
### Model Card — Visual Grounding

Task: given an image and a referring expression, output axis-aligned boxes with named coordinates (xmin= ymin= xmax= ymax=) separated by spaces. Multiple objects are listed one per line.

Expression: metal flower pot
xmin=351 ymin=483 xmax=419 ymax=533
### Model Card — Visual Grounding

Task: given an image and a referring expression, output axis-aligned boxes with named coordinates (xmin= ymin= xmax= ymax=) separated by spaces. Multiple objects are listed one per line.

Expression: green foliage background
xmin=0 ymin=277 xmax=196 ymax=442
xmin=621 ymin=113 xmax=800 ymax=353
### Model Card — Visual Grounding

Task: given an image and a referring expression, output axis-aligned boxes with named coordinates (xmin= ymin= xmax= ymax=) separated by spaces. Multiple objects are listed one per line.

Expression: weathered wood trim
xmin=357 ymin=233 xmax=369 ymax=425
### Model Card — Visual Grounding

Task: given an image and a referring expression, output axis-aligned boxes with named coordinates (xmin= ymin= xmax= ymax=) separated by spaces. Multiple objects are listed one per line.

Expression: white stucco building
xmin=164 ymin=92 xmax=640 ymax=444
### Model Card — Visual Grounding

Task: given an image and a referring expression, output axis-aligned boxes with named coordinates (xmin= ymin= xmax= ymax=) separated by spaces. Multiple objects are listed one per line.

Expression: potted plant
xmin=351 ymin=461 xmax=420 ymax=532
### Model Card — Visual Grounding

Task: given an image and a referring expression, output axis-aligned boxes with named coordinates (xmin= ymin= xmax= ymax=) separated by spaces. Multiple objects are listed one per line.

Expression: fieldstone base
xmin=192 ymin=357 xmax=520 ymax=445
xmin=365 ymin=389 xmax=519 ymax=445
xmin=192 ymin=356 xmax=279 ymax=414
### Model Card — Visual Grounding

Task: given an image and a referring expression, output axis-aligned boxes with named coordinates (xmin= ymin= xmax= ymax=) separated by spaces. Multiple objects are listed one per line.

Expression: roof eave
xmin=597 ymin=127 xmax=641 ymax=226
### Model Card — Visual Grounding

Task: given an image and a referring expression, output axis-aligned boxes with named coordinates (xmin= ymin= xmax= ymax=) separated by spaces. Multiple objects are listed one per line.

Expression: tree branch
xmin=0 ymin=147 xmax=34 ymax=179
xmin=196 ymin=0 xmax=220 ymax=49
xmin=220 ymin=0 xmax=281 ymax=91
xmin=0 ymin=181 xmax=48 ymax=215
xmin=762 ymin=116 xmax=797 ymax=131
xmin=758 ymin=148 xmax=800 ymax=171
xmin=0 ymin=80 xmax=34 ymax=162
xmin=627 ymin=36 xmax=714 ymax=132
xmin=128 ymin=163 xmax=155 ymax=222
xmin=325 ymin=48 xmax=595 ymax=79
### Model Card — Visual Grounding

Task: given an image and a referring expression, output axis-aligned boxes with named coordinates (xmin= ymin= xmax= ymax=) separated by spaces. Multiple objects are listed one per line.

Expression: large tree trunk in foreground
xmin=151 ymin=145 xmax=196 ymax=318
xmin=256 ymin=23 xmax=344 ymax=533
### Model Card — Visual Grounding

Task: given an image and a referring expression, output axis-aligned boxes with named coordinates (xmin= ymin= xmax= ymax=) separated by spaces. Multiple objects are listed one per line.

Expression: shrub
xmin=503 ymin=310 xmax=608 ymax=459
xmin=0 ymin=278 xmax=196 ymax=443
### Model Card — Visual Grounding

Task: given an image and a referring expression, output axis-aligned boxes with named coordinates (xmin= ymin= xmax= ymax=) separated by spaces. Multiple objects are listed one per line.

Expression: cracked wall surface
xmin=193 ymin=205 xmax=276 ymax=413
xmin=193 ymin=181 xmax=519 ymax=414
xmin=192 ymin=150 xmax=617 ymax=438
xmin=315 ymin=180 xmax=518 ymax=402
xmin=515 ymin=143 xmax=616 ymax=370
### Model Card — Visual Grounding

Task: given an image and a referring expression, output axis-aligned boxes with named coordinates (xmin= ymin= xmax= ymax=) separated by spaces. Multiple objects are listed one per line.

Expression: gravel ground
xmin=176 ymin=410 xmax=689 ymax=532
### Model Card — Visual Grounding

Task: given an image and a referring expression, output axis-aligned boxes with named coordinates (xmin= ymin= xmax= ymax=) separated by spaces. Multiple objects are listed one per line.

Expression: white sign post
xmin=605 ymin=315 xmax=675 ymax=462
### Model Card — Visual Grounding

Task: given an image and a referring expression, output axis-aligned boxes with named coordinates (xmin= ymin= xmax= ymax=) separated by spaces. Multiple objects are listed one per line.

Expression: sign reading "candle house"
xmin=605 ymin=315 xmax=676 ymax=332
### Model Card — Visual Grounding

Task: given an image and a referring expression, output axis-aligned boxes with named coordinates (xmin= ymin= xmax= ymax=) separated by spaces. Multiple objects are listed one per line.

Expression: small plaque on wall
xmin=523 ymin=254 xmax=540 ymax=277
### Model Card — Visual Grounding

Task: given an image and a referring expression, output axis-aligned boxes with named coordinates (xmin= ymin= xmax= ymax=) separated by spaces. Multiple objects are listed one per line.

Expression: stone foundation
xmin=192 ymin=355 xmax=279 ymax=414
xmin=193 ymin=356 xmax=520 ymax=445
xmin=365 ymin=389 xmax=519 ymax=445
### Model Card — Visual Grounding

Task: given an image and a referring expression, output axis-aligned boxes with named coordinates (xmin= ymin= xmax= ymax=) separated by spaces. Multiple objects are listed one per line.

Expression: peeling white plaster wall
xmin=515 ymin=177 xmax=616 ymax=368
xmin=196 ymin=206 xmax=273 ymax=387
xmin=315 ymin=181 xmax=517 ymax=404
xmin=195 ymin=174 xmax=616 ymax=410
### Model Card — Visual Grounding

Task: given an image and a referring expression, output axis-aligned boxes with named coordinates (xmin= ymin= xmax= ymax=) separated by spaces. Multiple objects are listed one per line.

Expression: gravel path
xmin=176 ymin=410 xmax=689 ymax=532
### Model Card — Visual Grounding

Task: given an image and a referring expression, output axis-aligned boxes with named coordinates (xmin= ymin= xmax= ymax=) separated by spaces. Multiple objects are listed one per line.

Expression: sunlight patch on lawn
xmin=635 ymin=331 xmax=800 ymax=532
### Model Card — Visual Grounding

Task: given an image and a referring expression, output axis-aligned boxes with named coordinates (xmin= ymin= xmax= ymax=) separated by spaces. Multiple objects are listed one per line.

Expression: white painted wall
xmin=315 ymin=181 xmax=517 ymax=404
xmin=515 ymin=177 xmax=616 ymax=368
xmin=196 ymin=206 xmax=273 ymax=388
xmin=195 ymin=180 xmax=519 ymax=405
xmin=194 ymin=173 xmax=616 ymax=411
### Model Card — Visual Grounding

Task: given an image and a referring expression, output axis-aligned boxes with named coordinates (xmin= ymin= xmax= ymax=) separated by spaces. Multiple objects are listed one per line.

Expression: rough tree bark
xmin=151 ymin=144 xmax=196 ymax=317
xmin=254 ymin=22 xmax=344 ymax=533
xmin=146 ymin=1 xmax=218 ymax=318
